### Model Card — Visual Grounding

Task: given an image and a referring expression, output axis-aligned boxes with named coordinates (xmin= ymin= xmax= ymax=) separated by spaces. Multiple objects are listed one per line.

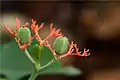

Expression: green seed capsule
xmin=53 ymin=36 xmax=69 ymax=54
xmin=32 ymin=44 xmax=44 ymax=63
xmin=17 ymin=27 xmax=31 ymax=44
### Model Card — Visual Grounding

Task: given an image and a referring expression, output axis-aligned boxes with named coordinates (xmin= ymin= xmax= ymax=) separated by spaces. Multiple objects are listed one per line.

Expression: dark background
xmin=1 ymin=1 xmax=120 ymax=80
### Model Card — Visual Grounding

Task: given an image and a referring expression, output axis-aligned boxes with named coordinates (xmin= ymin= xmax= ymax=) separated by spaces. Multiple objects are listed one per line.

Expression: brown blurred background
xmin=1 ymin=1 xmax=120 ymax=80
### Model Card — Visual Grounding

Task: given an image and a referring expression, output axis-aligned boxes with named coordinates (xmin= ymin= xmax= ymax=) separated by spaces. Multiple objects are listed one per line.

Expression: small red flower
xmin=31 ymin=19 xmax=44 ymax=32
xmin=50 ymin=23 xmax=63 ymax=37
xmin=74 ymin=44 xmax=90 ymax=56
xmin=4 ymin=24 xmax=16 ymax=37
xmin=31 ymin=19 xmax=63 ymax=46
xmin=31 ymin=19 xmax=44 ymax=44
xmin=3 ymin=18 xmax=90 ymax=57
xmin=59 ymin=41 xmax=90 ymax=59
xmin=15 ymin=18 xmax=20 ymax=29
xmin=4 ymin=18 xmax=30 ymax=37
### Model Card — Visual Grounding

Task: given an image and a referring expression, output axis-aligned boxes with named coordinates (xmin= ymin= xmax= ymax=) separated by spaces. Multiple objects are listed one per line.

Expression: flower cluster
xmin=3 ymin=18 xmax=90 ymax=59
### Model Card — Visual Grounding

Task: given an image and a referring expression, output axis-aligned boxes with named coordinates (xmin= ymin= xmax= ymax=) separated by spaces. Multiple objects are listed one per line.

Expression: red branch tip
xmin=3 ymin=18 xmax=90 ymax=57
xmin=15 ymin=18 xmax=20 ymax=29
xmin=50 ymin=23 xmax=63 ymax=37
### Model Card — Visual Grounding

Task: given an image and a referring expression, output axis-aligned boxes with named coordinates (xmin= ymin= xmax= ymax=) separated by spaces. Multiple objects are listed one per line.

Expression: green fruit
xmin=17 ymin=27 xmax=31 ymax=44
xmin=32 ymin=44 xmax=44 ymax=63
xmin=53 ymin=36 xmax=69 ymax=54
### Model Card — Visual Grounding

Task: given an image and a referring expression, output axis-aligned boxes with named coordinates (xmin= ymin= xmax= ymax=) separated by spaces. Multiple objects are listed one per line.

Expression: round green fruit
xmin=53 ymin=36 xmax=69 ymax=54
xmin=32 ymin=44 xmax=44 ymax=63
xmin=17 ymin=27 xmax=31 ymax=44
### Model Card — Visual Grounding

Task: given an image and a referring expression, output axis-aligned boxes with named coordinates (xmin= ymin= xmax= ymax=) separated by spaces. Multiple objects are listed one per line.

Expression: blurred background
xmin=1 ymin=1 xmax=120 ymax=80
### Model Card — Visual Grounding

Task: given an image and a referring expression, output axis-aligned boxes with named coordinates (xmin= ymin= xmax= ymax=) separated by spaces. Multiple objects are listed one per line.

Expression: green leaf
xmin=28 ymin=39 xmax=62 ymax=68
xmin=0 ymin=39 xmax=61 ymax=80
xmin=0 ymin=78 xmax=8 ymax=80
xmin=0 ymin=40 xmax=33 ymax=80
xmin=0 ymin=74 xmax=8 ymax=80
xmin=0 ymin=24 xmax=2 ymax=27
xmin=40 ymin=66 xmax=82 ymax=76
xmin=0 ymin=39 xmax=82 ymax=80
xmin=18 ymin=74 xmax=30 ymax=80
xmin=19 ymin=66 xmax=82 ymax=80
